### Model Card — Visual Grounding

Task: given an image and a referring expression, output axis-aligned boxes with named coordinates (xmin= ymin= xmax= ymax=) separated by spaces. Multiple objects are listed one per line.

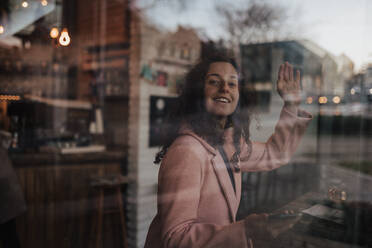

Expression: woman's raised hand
xmin=277 ymin=62 xmax=302 ymax=107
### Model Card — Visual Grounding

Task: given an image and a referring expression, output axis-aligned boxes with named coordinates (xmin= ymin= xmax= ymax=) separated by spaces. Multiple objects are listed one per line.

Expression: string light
xmin=22 ymin=1 xmax=29 ymax=8
xmin=0 ymin=95 xmax=21 ymax=101
xmin=41 ymin=0 xmax=48 ymax=6
xmin=59 ymin=28 xmax=71 ymax=46
xmin=50 ymin=27 xmax=59 ymax=38
xmin=0 ymin=25 xmax=4 ymax=34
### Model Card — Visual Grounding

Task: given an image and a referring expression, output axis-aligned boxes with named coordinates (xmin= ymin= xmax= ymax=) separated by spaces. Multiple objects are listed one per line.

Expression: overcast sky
xmin=140 ymin=0 xmax=372 ymax=72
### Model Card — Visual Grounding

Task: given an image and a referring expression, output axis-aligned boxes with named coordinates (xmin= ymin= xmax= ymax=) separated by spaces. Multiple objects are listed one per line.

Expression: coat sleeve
xmin=240 ymin=106 xmax=312 ymax=172
xmin=157 ymin=144 xmax=251 ymax=248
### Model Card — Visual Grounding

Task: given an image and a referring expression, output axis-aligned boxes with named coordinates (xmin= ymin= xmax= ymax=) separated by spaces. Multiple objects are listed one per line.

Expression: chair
xmin=90 ymin=174 xmax=128 ymax=248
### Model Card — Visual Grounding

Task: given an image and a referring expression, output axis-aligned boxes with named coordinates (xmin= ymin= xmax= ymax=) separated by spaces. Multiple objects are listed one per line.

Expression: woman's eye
xmin=228 ymin=82 xmax=237 ymax=88
xmin=209 ymin=80 xmax=220 ymax=86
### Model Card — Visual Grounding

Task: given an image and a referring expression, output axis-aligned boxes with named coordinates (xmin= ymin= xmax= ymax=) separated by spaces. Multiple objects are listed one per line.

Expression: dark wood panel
xmin=16 ymin=163 xmax=125 ymax=248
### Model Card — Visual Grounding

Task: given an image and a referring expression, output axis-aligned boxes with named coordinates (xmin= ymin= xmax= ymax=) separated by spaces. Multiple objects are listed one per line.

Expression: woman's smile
xmin=213 ymin=97 xmax=231 ymax=103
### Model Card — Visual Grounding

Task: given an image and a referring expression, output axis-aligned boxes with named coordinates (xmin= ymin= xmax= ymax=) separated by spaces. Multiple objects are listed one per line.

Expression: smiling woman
xmin=153 ymin=54 xmax=245 ymax=162
xmin=204 ymin=62 xmax=239 ymax=126
xmin=145 ymin=53 xmax=313 ymax=248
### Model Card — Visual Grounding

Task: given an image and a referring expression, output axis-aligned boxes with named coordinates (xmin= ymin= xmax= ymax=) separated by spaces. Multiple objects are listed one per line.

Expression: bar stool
xmin=90 ymin=174 xmax=128 ymax=248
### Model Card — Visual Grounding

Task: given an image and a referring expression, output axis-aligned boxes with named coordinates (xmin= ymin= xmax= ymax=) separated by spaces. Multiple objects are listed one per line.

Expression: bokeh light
xmin=332 ymin=96 xmax=341 ymax=104
xmin=50 ymin=27 xmax=59 ymax=38
xmin=318 ymin=96 xmax=328 ymax=104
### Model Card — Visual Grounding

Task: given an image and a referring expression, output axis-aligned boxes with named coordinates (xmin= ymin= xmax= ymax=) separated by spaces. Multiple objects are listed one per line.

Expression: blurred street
xmin=244 ymin=96 xmax=372 ymax=215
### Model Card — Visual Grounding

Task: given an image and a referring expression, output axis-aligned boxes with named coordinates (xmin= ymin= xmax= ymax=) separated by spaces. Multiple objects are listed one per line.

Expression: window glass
xmin=1 ymin=0 xmax=371 ymax=247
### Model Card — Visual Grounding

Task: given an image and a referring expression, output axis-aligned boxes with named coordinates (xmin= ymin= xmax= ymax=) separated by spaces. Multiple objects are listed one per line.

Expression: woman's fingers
xmin=296 ymin=69 xmax=301 ymax=84
xmin=285 ymin=62 xmax=290 ymax=81
xmin=280 ymin=62 xmax=296 ymax=83
xmin=280 ymin=62 xmax=301 ymax=86
xmin=278 ymin=64 xmax=284 ymax=80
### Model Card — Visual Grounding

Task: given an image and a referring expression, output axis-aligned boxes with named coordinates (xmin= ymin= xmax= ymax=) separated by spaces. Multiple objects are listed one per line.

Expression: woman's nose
xmin=219 ymin=81 xmax=229 ymax=92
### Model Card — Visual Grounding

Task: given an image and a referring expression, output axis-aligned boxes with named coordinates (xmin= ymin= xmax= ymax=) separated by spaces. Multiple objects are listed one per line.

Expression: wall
xmin=127 ymin=14 xmax=201 ymax=247
xmin=75 ymin=0 xmax=130 ymax=148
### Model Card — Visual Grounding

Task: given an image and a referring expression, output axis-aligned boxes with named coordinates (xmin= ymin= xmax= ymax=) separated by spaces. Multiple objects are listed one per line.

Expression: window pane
xmin=1 ymin=0 xmax=371 ymax=247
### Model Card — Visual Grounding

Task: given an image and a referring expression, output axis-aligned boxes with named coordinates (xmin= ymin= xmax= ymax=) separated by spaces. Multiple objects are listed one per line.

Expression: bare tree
xmin=216 ymin=1 xmax=288 ymax=49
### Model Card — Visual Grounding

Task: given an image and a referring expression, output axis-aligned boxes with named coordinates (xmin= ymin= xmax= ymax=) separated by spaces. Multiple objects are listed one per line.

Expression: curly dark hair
xmin=154 ymin=53 xmax=254 ymax=164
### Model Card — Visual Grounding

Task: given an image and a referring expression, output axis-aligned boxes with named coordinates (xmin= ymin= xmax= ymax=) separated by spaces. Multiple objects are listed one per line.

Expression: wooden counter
xmin=12 ymin=150 xmax=128 ymax=248
xmin=10 ymin=150 xmax=127 ymax=167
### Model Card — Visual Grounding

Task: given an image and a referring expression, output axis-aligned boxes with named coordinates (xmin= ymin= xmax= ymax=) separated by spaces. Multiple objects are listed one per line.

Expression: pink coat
xmin=144 ymin=107 xmax=312 ymax=248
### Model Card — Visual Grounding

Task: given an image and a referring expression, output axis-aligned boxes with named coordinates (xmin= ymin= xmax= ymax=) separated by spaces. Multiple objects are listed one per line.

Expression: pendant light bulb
xmin=59 ymin=28 xmax=71 ymax=46
xmin=50 ymin=27 xmax=59 ymax=39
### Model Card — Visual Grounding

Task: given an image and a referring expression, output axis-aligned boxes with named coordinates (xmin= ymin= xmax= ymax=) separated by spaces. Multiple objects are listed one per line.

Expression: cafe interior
xmin=1 ymin=0 xmax=372 ymax=248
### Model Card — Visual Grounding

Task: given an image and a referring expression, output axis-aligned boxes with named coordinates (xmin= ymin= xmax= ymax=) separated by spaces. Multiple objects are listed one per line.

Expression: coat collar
xmin=178 ymin=125 xmax=217 ymax=156
xmin=178 ymin=125 xmax=242 ymax=172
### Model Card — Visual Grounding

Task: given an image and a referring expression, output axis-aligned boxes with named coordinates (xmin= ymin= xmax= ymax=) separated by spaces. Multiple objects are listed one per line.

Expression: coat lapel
xmin=211 ymin=154 xmax=239 ymax=221
xmin=222 ymin=130 xmax=242 ymax=203
xmin=234 ymin=164 xmax=241 ymax=205
xmin=179 ymin=126 xmax=240 ymax=221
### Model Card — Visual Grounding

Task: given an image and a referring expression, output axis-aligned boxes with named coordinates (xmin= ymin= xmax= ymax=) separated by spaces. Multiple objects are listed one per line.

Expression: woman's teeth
xmin=214 ymin=97 xmax=229 ymax=103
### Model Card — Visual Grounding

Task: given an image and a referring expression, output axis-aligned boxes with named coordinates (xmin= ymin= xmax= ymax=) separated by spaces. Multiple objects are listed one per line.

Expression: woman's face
xmin=204 ymin=62 xmax=239 ymax=119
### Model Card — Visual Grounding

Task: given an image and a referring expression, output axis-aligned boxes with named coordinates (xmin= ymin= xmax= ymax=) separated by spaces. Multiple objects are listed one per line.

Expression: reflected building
xmin=347 ymin=65 xmax=372 ymax=104
xmin=240 ymin=40 xmax=354 ymax=112
xmin=365 ymin=66 xmax=372 ymax=103
xmin=241 ymin=40 xmax=323 ymax=113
